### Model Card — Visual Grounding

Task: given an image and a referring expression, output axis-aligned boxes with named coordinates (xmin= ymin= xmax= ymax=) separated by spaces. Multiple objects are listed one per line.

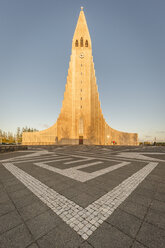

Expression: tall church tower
xmin=22 ymin=8 xmax=138 ymax=145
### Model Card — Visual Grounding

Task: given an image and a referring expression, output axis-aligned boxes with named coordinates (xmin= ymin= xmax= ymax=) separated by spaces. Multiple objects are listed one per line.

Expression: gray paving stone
xmin=136 ymin=179 xmax=157 ymax=192
xmin=136 ymin=222 xmax=165 ymax=248
xmin=0 ymin=223 xmax=33 ymax=248
xmin=133 ymin=187 xmax=156 ymax=199
xmin=119 ymin=200 xmax=148 ymax=220
xmin=145 ymin=208 xmax=165 ymax=230
xmin=0 ymin=210 xmax=22 ymax=234
xmin=106 ymin=208 xmax=142 ymax=238
xmin=128 ymin=193 xmax=152 ymax=207
xmin=78 ymin=241 xmax=94 ymax=247
xmin=150 ymin=199 xmax=165 ymax=213
xmin=5 ymin=182 xmax=26 ymax=193
xmin=154 ymin=192 xmax=165 ymax=203
xmin=14 ymin=193 xmax=41 ymax=209
xmin=157 ymin=185 xmax=165 ymax=194
xmin=27 ymin=243 xmax=39 ymax=248
xmin=72 ymin=192 xmax=93 ymax=208
xmin=0 ymin=200 xmax=15 ymax=217
xmin=9 ymin=188 xmax=32 ymax=204
xmin=132 ymin=241 xmax=149 ymax=248
xmin=0 ymin=191 xmax=10 ymax=203
xmin=88 ymin=222 xmax=133 ymax=248
xmin=19 ymin=200 xmax=49 ymax=221
xmin=37 ymin=222 xmax=83 ymax=248
xmin=26 ymin=210 xmax=61 ymax=240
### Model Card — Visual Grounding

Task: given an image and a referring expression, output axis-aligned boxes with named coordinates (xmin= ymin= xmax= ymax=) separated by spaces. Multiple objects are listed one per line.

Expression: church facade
xmin=22 ymin=8 xmax=138 ymax=146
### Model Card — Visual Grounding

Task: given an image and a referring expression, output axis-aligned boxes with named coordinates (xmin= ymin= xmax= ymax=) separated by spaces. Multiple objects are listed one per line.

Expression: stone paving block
xmin=19 ymin=200 xmax=49 ymax=221
xmin=78 ymin=241 xmax=94 ymax=248
xmin=4 ymin=182 xmax=26 ymax=193
xmin=154 ymin=192 xmax=165 ymax=203
xmin=133 ymin=187 xmax=156 ymax=199
xmin=37 ymin=222 xmax=83 ymax=248
xmin=0 ymin=200 xmax=15 ymax=217
xmin=71 ymin=192 xmax=93 ymax=208
xmin=119 ymin=200 xmax=148 ymax=220
xmin=128 ymin=193 xmax=152 ymax=207
xmin=0 ymin=223 xmax=33 ymax=248
xmin=106 ymin=208 xmax=142 ymax=238
xmin=157 ymin=183 xmax=165 ymax=194
xmin=26 ymin=210 xmax=61 ymax=240
xmin=50 ymin=181 xmax=73 ymax=193
xmin=0 ymin=210 xmax=22 ymax=234
xmin=88 ymin=222 xmax=133 ymax=248
xmin=27 ymin=243 xmax=39 ymax=248
xmin=1 ymin=178 xmax=20 ymax=187
xmin=139 ymin=180 xmax=157 ymax=192
xmin=14 ymin=193 xmax=41 ymax=209
xmin=145 ymin=208 xmax=165 ymax=230
xmin=9 ymin=188 xmax=32 ymax=202
xmin=150 ymin=199 xmax=165 ymax=213
xmin=136 ymin=222 xmax=165 ymax=248
xmin=0 ymin=191 xmax=10 ymax=203
xmin=147 ymin=174 xmax=164 ymax=184
xmin=132 ymin=241 xmax=148 ymax=248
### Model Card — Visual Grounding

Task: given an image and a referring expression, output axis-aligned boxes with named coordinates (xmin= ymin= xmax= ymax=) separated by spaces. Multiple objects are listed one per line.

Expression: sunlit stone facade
xmin=22 ymin=8 xmax=138 ymax=146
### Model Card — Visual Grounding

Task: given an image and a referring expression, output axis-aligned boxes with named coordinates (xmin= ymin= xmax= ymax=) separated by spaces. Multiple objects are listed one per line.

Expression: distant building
xmin=22 ymin=8 xmax=138 ymax=145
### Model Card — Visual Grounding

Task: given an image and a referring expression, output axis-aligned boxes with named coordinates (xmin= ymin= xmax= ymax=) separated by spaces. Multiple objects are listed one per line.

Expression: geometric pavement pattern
xmin=0 ymin=145 xmax=165 ymax=247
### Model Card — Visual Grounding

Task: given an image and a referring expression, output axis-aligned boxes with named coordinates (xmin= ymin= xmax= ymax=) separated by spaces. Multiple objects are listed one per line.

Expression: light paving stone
xmin=3 ymin=162 xmax=158 ymax=240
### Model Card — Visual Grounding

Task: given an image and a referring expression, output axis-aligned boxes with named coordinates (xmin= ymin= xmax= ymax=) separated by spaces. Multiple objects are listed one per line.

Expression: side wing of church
xmin=22 ymin=8 xmax=138 ymax=146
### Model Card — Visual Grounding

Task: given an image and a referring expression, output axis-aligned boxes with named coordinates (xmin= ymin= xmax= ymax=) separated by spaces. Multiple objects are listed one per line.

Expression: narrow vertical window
xmin=80 ymin=37 xmax=83 ymax=47
xmin=75 ymin=40 xmax=78 ymax=47
xmin=85 ymin=40 xmax=88 ymax=47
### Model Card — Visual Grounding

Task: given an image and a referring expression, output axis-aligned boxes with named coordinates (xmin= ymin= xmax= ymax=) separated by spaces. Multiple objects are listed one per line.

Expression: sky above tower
xmin=0 ymin=0 xmax=165 ymax=142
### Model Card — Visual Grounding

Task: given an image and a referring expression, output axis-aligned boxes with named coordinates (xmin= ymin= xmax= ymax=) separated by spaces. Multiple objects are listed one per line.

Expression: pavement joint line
xmin=34 ymin=161 xmax=131 ymax=182
xmin=2 ymin=161 xmax=158 ymax=240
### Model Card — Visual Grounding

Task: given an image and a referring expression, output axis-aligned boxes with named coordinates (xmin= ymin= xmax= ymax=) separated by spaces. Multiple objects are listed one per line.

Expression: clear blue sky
xmin=0 ymin=0 xmax=165 ymax=141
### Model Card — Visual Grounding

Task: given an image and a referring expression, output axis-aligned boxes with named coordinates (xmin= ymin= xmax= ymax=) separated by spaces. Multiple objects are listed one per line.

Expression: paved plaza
xmin=0 ymin=145 xmax=165 ymax=248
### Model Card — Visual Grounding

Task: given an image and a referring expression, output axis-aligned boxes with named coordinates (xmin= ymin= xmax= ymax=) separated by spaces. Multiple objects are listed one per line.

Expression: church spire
xmin=72 ymin=7 xmax=91 ymax=49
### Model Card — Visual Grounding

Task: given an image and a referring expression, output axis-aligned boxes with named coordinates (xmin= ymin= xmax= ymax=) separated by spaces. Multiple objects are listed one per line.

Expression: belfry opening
xmin=22 ymin=7 xmax=138 ymax=146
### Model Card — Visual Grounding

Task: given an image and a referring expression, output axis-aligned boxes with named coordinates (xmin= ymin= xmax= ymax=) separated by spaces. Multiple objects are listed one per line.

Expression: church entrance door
xmin=79 ymin=136 xmax=83 ymax=145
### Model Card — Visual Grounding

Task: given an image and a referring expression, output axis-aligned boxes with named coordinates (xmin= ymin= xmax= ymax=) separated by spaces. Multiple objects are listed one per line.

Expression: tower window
xmin=81 ymin=97 xmax=82 ymax=100
xmin=81 ymin=105 xmax=82 ymax=108
xmin=75 ymin=40 xmax=78 ymax=47
xmin=85 ymin=40 xmax=88 ymax=47
xmin=81 ymin=89 xmax=82 ymax=92
xmin=80 ymin=37 xmax=83 ymax=47
xmin=81 ymin=72 xmax=82 ymax=75
xmin=81 ymin=64 xmax=82 ymax=67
